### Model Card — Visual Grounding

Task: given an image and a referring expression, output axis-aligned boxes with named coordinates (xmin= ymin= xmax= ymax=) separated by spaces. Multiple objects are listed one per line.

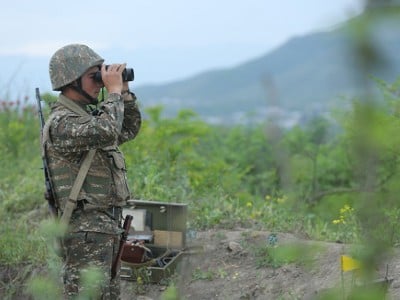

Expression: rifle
xmin=111 ymin=214 xmax=133 ymax=279
xmin=35 ymin=87 xmax=58 ymax=217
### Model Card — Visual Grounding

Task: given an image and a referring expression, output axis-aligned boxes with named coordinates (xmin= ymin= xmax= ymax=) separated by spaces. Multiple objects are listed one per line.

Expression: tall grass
xmin=2 ymin=83 xmax=400 ymax=262
xmin=1 ymin=78 xmax=400 ymax=299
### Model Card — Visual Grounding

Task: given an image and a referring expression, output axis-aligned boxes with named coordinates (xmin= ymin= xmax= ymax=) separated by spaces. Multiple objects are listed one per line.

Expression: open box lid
xmin=123 ymin=199 xmax=188 ymax=249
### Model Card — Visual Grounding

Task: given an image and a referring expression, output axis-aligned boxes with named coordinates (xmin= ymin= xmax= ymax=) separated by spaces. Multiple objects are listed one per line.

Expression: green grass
xmin=1 ymin=83 xmax=400 ymax=299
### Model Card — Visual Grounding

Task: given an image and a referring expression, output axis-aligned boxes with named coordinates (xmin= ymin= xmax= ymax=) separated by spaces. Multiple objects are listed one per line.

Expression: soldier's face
xmin=82 ymin=66 xmax=103 ymax=98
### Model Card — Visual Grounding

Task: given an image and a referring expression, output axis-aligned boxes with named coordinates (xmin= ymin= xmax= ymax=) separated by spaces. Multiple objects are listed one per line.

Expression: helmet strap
xmin=70 ymin=78 xmax=99 ymax=105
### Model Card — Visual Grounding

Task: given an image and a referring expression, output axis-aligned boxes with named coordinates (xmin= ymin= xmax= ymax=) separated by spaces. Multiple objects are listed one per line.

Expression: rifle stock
xmin=112 ymin=214 xmax=133 ymax=279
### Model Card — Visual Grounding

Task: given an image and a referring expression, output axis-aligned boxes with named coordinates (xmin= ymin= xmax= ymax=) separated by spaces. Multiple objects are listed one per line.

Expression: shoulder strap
xmin=58 ymin=95 xmax=90 ymax=117
xmin=60 ymin=149 xmax=96 ymax=224
xmin=41 ymin=110 xmax=64 ymax=150
xmin=42 ymin=95 xmax=88 ymax=145
xmin=48 ymin=95 xmax=98 ymax=225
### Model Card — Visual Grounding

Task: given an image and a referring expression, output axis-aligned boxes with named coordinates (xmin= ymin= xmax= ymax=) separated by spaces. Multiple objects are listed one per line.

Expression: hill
xmin=136 ymin=18 xmax=400 ymax=125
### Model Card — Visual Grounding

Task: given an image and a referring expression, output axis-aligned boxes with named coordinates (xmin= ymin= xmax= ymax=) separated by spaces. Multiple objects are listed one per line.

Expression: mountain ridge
xmin=135 ymin=21 xmax=400 ymax=124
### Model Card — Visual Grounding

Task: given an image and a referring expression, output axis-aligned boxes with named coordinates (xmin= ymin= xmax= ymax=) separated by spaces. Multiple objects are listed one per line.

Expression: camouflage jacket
xmin=43 ymin=93 xmax=141 ymax=233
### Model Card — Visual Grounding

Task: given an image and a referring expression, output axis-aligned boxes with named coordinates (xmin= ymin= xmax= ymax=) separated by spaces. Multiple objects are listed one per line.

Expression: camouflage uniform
xmin=44 ymin=44 xmax=141 ymax=299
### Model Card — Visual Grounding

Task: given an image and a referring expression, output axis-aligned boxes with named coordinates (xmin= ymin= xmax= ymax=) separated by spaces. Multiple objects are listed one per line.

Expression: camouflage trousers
xmin=62 ymin=231 xmax=121 ymax=299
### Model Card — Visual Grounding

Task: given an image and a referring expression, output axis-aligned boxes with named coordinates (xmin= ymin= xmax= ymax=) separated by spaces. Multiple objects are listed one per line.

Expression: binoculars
xmin=94 ymin=66 xmax=134 ymax=83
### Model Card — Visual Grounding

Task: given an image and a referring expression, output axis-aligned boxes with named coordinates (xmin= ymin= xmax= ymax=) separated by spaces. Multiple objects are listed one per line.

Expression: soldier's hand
xmin=101 ymin=63 xmax=126 ymax=95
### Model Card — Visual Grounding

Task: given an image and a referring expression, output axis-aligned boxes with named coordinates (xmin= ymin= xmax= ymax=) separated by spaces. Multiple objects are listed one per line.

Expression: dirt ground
xmin=120 ymin=229 xmax=400 ymax=300
xmin=1 ymin=228 xmax=399 ymax=299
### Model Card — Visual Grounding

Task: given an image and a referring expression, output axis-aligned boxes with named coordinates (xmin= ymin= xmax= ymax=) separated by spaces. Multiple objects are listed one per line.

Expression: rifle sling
xmin=60 ymin=149 xmax=96 ymax=224
xmin=57 ymin=96 xmax=97 ymax=225
xmin=58 ymin=95 xmax=91 ymax=117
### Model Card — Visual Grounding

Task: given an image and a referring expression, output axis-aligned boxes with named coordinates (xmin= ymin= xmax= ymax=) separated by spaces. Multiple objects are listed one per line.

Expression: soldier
xmin=43 ymin=43 xmax=141 ymax=299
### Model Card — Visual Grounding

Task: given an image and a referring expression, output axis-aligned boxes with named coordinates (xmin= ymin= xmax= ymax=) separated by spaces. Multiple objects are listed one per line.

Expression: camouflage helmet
xmin=49 ymin=44 xmax=104 ymax=91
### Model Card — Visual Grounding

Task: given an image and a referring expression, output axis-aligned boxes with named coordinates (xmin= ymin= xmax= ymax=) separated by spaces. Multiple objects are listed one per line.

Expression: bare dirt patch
xmin=1 ymin=228 xmax=399 ymax=299
xmin=121 ymin=229 xmax=400 ymax=300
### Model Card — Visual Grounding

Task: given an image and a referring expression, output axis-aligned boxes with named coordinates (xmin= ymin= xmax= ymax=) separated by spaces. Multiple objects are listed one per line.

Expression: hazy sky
xmin=0 ymin=0 xmax=363 ymax=97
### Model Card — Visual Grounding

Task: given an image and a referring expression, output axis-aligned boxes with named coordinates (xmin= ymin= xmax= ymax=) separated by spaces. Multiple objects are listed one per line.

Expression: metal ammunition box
xmin=120 ymin=199 xmax=187 ymax=283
